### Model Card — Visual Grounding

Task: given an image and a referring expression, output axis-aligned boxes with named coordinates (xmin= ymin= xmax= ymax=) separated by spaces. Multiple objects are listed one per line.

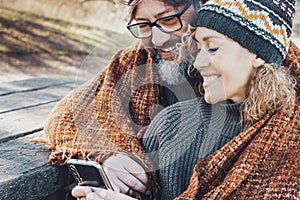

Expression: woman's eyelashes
xmin=208 ymin=47 xmax=219 ymax=53
xmin=195 ymin=45 xmax=219 ymax=54
xmin=207 ymin=41 xmax=219 ymax=53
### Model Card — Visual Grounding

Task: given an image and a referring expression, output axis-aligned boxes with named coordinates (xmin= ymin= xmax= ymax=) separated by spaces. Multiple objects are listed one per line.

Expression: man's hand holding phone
xmin=102 ymin=154 xmax=150 ymax=195
xmin=67 ymin=154 xmax=149 ymax=198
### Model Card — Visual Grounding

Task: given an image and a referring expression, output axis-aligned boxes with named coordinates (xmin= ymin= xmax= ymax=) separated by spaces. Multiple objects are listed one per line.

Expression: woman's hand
xmin=72 ymin=186 xmax=138 ymax=200
xmin=102 ymin=154 xmax=149 ymax=195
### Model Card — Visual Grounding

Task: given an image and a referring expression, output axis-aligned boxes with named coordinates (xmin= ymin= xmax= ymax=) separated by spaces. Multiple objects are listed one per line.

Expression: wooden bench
xmin=0 ymin=77 xmax=82 ymax=200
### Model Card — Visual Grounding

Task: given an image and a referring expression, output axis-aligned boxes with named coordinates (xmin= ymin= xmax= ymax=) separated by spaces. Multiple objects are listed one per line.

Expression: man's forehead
xmin=134 ymin=0 xmax=181 ymax=19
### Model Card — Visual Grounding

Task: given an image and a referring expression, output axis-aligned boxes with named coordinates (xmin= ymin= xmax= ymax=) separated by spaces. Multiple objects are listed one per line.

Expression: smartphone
xmin=67 ymin=159 xmax=114 ymax=191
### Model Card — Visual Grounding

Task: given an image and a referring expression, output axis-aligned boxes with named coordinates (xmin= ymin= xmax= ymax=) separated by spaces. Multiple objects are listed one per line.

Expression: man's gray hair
xmin=122 ymin=0 xmax=204 ymax=23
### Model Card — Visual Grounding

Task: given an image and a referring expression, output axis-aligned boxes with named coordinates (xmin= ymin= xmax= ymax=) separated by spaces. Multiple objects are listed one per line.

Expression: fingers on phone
xmin=120 ymin=173 xmax=148 ymax=193
xmin=111 ymin=178 xmax=130 ymax=194
xmin=102 ymin=154 xmax=149 ymax=194
xmin=71 ymin=186 xmax=93 ymax=198
xmin=123 ymin=159 xmax=148 ymax=186
xmin=125 ymin=167 xmax=148 ymax=182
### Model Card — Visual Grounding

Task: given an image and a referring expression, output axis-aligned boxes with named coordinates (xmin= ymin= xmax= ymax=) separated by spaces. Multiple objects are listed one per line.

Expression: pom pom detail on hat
xmin=194 ymin=0 xmax=296 ymax=67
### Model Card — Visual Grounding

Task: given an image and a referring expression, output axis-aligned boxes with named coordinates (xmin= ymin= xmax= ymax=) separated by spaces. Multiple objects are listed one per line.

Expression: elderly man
xmin=45 ymin=0 xmax=203 ymax=196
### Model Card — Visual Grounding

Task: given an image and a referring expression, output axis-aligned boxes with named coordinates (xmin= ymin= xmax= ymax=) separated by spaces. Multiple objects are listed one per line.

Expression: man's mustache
xmin=151 ymin=39 xmax=182 ymax=51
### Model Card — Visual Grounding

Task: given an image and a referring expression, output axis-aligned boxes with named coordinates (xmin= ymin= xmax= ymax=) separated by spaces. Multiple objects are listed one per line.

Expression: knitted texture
xmin=176 ymin=103 xmax=300 ymax=199
xmin=44 ymin=41 xmax=200 ymax=166
xmin=194 ymin=0 xmax=296 ymax=66
xmin=44 ymin=41 xmax=163 ymax=198
xmin=44 ymin=40 xmax=300 ymax=199
xmin=44 ymin=41 xmax=159 ymax=165
xmin=175 ymin=42 xmax=300 ymax=200
xmin=142 ymin=97 xmax=241 ymax=200
xmin=44 ymin=40 xmax=200 ymax=198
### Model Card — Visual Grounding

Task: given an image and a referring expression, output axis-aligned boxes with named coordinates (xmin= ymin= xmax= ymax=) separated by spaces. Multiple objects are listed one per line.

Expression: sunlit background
xmin=0 ymin=0 xmax=299 ymax=82
xmin=0 ymin=0 xmax=133 ymax=82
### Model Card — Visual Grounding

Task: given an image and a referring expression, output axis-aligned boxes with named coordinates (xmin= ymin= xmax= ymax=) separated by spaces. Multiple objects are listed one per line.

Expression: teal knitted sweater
xmin=142 ymin=97 xmax=241 ymax=200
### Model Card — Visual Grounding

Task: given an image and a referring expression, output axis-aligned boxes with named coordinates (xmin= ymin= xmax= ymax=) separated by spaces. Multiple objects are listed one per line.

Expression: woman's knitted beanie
xmin=194 ymin=0 xmax=296 ymax=67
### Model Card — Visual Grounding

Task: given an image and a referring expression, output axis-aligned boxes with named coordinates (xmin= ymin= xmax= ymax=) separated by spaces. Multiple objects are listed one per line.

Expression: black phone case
xmin=67 ymin=159 xmax=114 ymax=190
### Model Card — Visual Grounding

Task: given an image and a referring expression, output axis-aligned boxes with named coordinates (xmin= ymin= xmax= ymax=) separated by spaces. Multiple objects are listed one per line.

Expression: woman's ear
xmin=253 ymin=56 xmax=265 ymax=68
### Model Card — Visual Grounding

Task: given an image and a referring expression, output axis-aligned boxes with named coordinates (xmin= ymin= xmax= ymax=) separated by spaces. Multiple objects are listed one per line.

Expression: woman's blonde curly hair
xmin=180 ymin=27 xmax=297 ymax=129
xmin=242 ymin=63 xmax=296 ymax=128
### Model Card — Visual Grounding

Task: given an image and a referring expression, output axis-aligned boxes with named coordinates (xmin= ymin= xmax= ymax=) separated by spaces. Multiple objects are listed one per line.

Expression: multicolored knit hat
xmin=194 ymin=0 xmax=296 ymax=67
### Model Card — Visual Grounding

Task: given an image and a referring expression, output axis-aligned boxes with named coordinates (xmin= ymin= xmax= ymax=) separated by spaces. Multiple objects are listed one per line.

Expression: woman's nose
xmin=151 ymin=26 xmax=171 ymax=47
xmin=193 ymin=50 xmax=210 ymax=71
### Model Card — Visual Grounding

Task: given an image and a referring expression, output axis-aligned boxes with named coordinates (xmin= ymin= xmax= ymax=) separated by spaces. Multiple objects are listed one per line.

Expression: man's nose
xmin=151 ymin=26 xmax=171 ymax=47
xmin=194 ymin=50 xmax=210 ymax=70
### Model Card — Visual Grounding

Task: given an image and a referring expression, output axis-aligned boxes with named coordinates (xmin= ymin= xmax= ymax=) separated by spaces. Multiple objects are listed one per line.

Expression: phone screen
xmin=67 ymin=159 xmax=113 ymax=190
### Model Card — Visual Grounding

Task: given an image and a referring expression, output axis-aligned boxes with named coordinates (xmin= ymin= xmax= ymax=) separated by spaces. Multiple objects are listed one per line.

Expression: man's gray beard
xmin=158 ymin=60 xmax=188 ymax=85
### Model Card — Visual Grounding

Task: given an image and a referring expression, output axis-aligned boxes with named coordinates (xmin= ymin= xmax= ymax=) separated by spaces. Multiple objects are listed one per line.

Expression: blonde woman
xmin=72 ymin=0 xmax=299 ymax=199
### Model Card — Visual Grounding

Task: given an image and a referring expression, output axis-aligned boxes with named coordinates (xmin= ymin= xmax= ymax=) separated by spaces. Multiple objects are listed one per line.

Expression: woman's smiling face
xmin=193 ymin=27 xmax=263 ymax=104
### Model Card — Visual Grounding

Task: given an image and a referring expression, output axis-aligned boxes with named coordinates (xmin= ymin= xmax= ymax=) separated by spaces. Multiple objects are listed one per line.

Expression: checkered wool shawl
xmin=45 ymin=41 xmax=161 ymax=165
xmin=44 ymin=40 xmax=300 ymax=199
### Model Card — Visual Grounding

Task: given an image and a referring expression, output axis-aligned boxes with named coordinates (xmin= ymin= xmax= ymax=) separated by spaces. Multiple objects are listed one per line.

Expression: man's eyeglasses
xmin=127 ymin=0 xmax=193 ymax=39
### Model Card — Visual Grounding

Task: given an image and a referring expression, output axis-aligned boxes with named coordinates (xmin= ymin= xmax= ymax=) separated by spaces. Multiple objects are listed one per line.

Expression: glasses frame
xmin=127 ymin=0 xmax=194 ymax=39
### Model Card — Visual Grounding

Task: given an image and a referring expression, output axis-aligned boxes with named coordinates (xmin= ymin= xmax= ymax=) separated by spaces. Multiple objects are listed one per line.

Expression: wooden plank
xmin=0 ymin=77 xmax=75 ymax=96
xmin=0 ymin=132 xmax=68 ymax=200
xmin=0 ymin=101 xmax=58 ymax=142
xmin=0 ymin=83 xmax=74 ymax=114
xmin=0 ymin=77 xmax=83 ymax=142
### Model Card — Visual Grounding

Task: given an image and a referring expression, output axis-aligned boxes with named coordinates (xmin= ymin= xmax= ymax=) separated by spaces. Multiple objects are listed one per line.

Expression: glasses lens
xmin=128 ymin=23 xmax=151 ymax=38
xmin=156 ymin=16 xmax=182 ymax=32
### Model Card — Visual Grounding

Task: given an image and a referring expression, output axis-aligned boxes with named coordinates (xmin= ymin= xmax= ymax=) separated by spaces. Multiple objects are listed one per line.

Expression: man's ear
xmin=253 ymin=56 xmax=265 ymax=68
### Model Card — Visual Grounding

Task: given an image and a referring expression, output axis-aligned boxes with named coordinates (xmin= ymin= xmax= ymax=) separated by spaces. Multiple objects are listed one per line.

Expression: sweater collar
xmin=198 ymin=97 xmax=241 ymax=129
